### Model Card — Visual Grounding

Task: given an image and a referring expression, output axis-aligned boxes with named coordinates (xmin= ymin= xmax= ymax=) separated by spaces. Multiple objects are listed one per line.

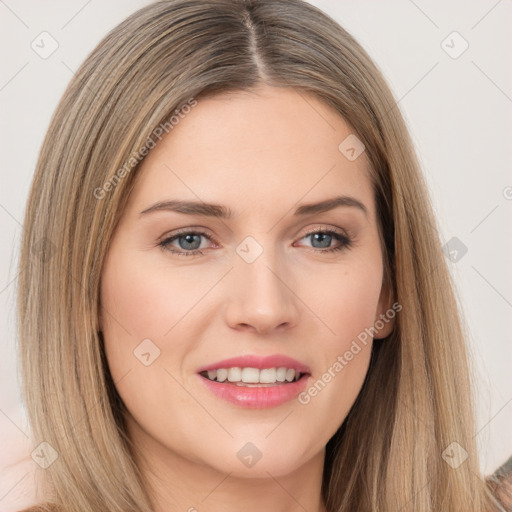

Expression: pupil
xmin=179 ymin=234 xmax=201 ymax=250
xmin=312 ymin=233 xmax=331 ymax=249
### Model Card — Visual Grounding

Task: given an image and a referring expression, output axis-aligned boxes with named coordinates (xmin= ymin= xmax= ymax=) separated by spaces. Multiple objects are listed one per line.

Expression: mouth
xmin=196 ymin=354 xmax=311 ymax=408
xmin=199 ymin=367 xmax=309 ymax=387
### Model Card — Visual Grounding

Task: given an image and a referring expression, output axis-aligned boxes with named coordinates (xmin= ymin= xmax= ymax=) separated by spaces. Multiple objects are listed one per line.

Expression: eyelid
xmin=158 ymin=223 xmax=354 ymax=255
xmin=159 ymin=224 xmax=349 ymax=242
xmin=158 ymin=226 xmax=218 ymax=244
xmin=299 ymin=225 xmax=350 ymax=239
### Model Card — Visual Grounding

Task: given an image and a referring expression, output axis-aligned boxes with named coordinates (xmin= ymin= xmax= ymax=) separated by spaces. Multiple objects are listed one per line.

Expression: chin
xmin=199 ymin=437 xmax=315 ymax=478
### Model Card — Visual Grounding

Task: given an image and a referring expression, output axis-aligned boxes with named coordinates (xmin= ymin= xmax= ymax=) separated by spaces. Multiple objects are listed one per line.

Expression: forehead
xmin=128 ymin=86 xmax=375 ymax=220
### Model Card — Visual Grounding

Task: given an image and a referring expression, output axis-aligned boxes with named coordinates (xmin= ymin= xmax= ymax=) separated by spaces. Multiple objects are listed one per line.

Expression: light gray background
xmin=1 ymin=0 xmax=511 ymax=504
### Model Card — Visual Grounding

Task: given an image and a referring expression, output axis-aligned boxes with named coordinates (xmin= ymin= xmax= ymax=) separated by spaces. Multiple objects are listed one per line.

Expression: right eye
xmin=159 ymin=229 xmax=216 ymax=257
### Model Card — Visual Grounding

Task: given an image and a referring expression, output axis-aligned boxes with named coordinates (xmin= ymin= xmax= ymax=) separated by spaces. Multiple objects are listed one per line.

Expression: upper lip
xmin=197 ymin=354 xmax=311 ymax=374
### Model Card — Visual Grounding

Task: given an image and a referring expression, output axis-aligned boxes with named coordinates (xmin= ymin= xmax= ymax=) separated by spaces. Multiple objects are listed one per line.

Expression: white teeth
xmin=241 ymin=367 xmax=260 ymax=383
xmin=216 ymin=368 xmax=228 ymax=382
xmin=259 ymin=368 xmax=277 ymax=383
xmin=227 ymin=367 xmax=242 ymax=382
xmin=202 ymin=366 xmax=303 ymax=384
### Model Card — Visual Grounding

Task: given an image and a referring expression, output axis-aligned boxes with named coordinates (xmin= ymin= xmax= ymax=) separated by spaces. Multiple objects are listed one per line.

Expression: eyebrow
xmin=139 ymin=195 xmax=368 ymax=219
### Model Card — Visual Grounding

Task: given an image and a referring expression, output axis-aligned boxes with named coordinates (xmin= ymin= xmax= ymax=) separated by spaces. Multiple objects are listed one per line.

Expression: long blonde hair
xmin=17 ymin=0 xmax=503 ymax=510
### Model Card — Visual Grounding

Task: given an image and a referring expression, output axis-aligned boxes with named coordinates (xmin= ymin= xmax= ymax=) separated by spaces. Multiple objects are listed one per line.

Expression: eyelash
xmin=158 ymin=227 xmax=353 ymax=257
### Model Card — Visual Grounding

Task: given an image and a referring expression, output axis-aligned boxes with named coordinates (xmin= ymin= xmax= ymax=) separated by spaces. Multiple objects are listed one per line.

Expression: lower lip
xmin=198 ymin=374 xmax=310 ymax=409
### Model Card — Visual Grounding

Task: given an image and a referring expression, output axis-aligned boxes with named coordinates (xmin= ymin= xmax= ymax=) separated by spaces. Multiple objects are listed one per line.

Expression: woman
xmin=14 ymin=0 xmax=510 ymax=510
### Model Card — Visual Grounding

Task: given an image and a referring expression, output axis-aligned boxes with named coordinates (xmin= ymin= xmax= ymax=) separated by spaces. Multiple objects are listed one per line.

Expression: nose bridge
xmin=225 ymin=235 xmax=300 ymax=333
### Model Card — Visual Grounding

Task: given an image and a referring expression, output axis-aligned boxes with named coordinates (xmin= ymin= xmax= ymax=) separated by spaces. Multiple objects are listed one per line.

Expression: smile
xmin=200 ymin=367 xmax=305 ymax=385
xmin=197 ymin=354 xmax=311 ymax=408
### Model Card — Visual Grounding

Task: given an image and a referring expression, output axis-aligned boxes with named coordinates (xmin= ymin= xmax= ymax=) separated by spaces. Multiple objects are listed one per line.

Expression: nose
xmin=224 ymin=249 xmax=301 ymax=335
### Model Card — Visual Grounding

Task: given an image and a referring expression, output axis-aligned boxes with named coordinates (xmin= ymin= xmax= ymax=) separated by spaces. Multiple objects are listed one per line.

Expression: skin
xmin=100 ymin=85 xmax=394 ymax=512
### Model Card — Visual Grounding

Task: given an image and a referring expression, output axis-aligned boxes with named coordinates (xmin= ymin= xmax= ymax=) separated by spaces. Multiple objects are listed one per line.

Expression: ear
xmin=373 ymin=278 xmax=397 ymax=340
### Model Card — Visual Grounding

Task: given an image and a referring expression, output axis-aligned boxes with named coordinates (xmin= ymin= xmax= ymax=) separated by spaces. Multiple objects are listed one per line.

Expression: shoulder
xmin=0 ymin=449 xmax=54 ymax=512
xmin=13 ymin=507 xmax=59 ymax=512
xmin=16 ymin=507 xmax=60 ymax=512
xmin=0 ymin=457 xmax=39 ymax=512
xmin=486 ymin=455 xmax=512 ymax=511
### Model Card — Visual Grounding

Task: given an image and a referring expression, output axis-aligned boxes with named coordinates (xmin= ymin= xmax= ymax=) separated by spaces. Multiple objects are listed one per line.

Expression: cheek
xmin=296 ymin=256 xmax=382 ymax=424
xmin=99 ymin=250 xmax=212 ymax=453
xmin=100 ymin=249 xmax=216 ymax=359
xmin=309 ymin=257 xmax=384 ymax=344
xmin=101 ymin=255 xmax=180 ymax=338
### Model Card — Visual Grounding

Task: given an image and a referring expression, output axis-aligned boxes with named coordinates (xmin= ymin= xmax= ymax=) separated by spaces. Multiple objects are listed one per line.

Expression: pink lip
xmin=197 ymin=354 xmax=311 ymax=374
xmin=197 ymin=354 xmax=311 ymax=409
xmin=198 ymin=375 xmax=310 ymax=409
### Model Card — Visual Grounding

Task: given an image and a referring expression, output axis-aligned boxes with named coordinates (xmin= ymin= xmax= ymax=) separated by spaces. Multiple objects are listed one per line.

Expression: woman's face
xmin=100 ymin=85 xmax=393 ymax=479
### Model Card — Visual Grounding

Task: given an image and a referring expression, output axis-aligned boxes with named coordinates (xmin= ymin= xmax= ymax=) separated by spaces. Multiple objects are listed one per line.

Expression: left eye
xmin=299 ymin=230 xmax=352 ymax=252
xmin=158 ymin=228 xmax=352 ymax=257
